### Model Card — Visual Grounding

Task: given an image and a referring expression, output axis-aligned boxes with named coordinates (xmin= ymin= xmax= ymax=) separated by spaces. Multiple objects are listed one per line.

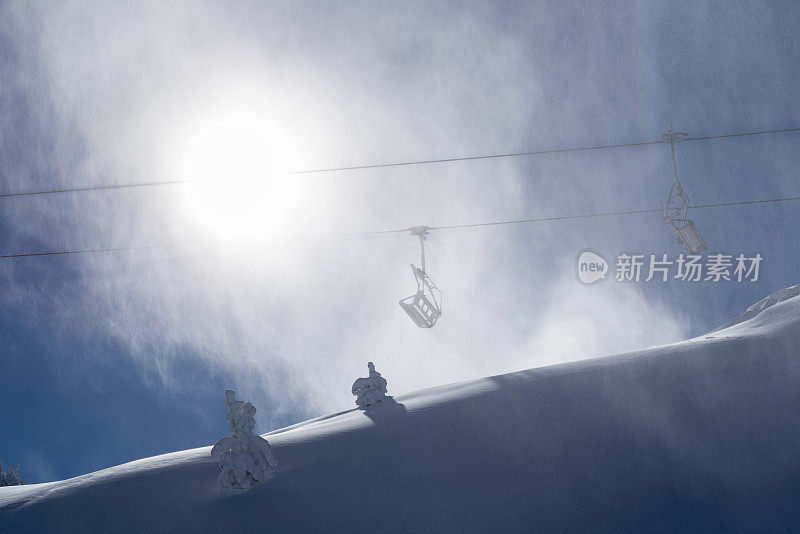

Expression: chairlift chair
xmin=399 ymin=226 xmax=442 ymax=328
xmin=662 ymin=181 xmax=708 ymax=254
xmin=669 ymin=219 xmax=708 ymax=255
xmin=660 ymin=126 xmax=708 ymax=254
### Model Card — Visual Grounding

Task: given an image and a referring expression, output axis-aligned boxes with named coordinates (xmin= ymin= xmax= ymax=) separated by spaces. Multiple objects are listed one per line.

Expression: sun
xmin=173 ymin=107 xmax=311 ymax=242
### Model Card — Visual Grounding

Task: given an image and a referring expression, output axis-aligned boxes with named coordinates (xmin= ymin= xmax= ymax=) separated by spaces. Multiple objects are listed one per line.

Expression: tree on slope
xmin=352 ymin=362 xmax=389 ymax=407
xmin=211 ymin=390 xmax=277 ymax=491
xmin=0 ymin=459 xmax=26 ymax=486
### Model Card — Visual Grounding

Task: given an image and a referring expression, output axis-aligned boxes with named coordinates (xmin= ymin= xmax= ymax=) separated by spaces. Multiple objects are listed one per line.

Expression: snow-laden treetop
xmin=352 ymin=362 xmax=388 ymax=407
xmin=211 ymin=390 xmax=277 ymax=491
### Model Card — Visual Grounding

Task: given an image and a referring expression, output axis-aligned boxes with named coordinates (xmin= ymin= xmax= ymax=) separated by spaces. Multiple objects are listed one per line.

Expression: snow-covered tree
xmin=0 ymin=460 xmax=26 ymax=486
xmin=351 ymin=362 xmax=389 ymax=407
xmin=211 ymin=390 xmax=277 ymax=491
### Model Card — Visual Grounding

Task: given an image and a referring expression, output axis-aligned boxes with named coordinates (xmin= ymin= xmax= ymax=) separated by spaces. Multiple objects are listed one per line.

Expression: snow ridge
xmin=714 ymin=283 xmax=800 ymax=332
xmin=3 ymin=287 xmax=800 ymax=532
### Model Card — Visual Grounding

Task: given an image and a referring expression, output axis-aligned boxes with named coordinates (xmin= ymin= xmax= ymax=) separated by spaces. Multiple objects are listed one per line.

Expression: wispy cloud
xmin=0 ymin=1 xmax=694 ymax=428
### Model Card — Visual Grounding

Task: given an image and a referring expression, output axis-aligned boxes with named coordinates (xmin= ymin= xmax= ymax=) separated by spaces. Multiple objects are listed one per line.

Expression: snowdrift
xmin=3 ymin=288 xmax=800 ymax=532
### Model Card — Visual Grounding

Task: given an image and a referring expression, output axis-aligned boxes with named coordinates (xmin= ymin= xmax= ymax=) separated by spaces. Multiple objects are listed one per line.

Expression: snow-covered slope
xmin=715 ymin=283 xmax=800 ymax=331
xmin=3 ymin=289 xmax=800 ymax=532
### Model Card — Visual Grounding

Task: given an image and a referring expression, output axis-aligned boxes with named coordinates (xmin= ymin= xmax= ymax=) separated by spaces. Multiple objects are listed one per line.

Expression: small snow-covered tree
xmin=0 ymin=460 xmax=26 ymax=486
xmin=211 ymin=390 xmax=277 ymax=491
xmin=352 ymin=362 xmax=388 ymax=407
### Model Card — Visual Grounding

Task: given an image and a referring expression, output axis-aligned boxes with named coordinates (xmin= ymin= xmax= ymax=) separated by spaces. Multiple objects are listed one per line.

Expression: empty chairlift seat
xmin=400 ymin=266 xmax=442 ymax=328
xmin=399 ymin=226 xmax=443 ymax=328
xmin=660 ymin=125 xmax=709 ymax=255
xmin=672 ymin=219 xmax=708 ymax=254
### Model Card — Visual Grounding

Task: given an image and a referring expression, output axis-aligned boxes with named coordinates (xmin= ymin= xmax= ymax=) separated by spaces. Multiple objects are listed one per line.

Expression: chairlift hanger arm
xmin=662 ymin=125 xmax=689 ymax=190
xmin=419 ymin=235 xmax=425 ymax=273
xmin=670 ymin=140 xmax=680 ymax=189
xmin=407 ymin=225 xmax=430 ymax=273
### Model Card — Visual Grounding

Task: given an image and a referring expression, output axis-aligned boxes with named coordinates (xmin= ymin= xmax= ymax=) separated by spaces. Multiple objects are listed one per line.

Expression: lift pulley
xmin=399 ymin=225 xmax=442 ymax=328
xmin=660 ymin=125 xmax=708 ymax=254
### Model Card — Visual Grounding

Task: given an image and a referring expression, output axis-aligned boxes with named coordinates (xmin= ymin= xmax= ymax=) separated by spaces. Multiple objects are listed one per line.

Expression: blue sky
xmin=1 ymin=1 xmax=799 ymax=483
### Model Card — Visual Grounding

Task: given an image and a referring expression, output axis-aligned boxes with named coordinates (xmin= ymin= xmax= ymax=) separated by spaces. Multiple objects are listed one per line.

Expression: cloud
xmin=519 ymin=275 xmax=691 ymax=369
xmin=0 ymin=1 xmax=694 ymax=430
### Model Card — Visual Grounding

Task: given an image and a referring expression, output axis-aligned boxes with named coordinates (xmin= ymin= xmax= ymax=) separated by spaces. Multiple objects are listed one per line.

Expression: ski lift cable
xmin=1 ymin=127 xmax=798 ymax=199
xmin=3 ymin=195 xmax=800 ymax=260
xmin=292 ymin=126 xmax=800 ymax=174
xmin=0 ymin=244 xmax=174 ymax=259
xmin=428 ymin=196 xmax=800 ymax=232
xmin=0 ymin=180 xmax=190 ymax=199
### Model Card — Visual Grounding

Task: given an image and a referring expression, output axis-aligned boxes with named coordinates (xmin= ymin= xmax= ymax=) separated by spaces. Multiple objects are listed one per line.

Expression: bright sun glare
xmin=174 ymin=109 xmax=310 ymax=242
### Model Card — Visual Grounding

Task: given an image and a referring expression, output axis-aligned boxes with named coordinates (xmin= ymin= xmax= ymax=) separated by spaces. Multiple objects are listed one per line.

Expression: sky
xmin=1 ymin=1 xmax=798 ymax=483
